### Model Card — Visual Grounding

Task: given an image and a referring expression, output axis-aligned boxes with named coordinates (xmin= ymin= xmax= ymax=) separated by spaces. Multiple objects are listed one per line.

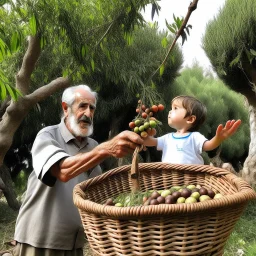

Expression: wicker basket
xmin=73 ymin=150 xmax=256 ymax=256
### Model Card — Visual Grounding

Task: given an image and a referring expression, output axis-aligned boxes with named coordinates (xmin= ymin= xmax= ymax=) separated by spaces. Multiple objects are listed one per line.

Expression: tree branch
xmin=26 ymin=77 xmax=70 ymax=104
xmin=149 ymin=0 xmax=199 ymax=81
xmin=0 ymin=77 xmax=70 ymax=165
xmin=16 ymin=36 xmax=41 ymax=95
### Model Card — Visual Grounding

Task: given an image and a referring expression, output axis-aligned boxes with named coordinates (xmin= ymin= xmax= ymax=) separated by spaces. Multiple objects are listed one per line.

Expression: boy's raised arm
xmin=203 ymin=119 xmax=241 ymax=152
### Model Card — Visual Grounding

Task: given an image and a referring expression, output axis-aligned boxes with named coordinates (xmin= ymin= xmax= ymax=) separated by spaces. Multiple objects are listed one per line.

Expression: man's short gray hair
xmin=62 ymin=84 xmax=98 ymax=106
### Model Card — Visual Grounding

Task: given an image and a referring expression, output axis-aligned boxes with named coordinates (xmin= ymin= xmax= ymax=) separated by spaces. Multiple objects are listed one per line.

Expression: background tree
xmin=202 ymin=0 xmax=256 ymax=186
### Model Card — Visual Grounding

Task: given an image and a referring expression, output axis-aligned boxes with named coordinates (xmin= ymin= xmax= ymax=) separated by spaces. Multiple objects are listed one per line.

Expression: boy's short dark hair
xmin=172 ymin=95 xmax=207 ymax=132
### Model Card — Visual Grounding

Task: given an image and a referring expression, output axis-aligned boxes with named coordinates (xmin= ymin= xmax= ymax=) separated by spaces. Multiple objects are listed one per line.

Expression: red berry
xmin=151 ymin=105 xmax=158 ymax=113
xmin=129 ymin=122 xmax=135 ymax=129
xmin=158 ymin=104 xmax=165 ymax=111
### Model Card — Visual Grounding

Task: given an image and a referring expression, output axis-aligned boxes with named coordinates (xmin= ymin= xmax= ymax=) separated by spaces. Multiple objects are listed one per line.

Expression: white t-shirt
xmin=157 ymin=132 xmax=208 ymax=164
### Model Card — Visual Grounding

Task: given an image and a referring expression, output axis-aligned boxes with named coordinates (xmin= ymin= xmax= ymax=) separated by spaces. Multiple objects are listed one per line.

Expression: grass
xmin=0 ymin=199 xmax=19 ymax=254
xmin=1 ymin=198 xmax=256 ymax=255
xmin=223 ymin=200 xmax=256 ymax=256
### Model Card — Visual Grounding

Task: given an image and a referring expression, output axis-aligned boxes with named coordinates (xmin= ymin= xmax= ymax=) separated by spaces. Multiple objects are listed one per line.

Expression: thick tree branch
xmin=26 ymin=77 xmax=70 ymax=104
xmin=0 ymin=77 xmax=70 ymax=165
xmin=16 ymin=36 xmax=41 ymax=95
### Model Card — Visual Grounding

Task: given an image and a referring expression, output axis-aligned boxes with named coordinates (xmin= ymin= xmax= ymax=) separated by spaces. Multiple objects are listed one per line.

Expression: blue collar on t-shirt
xmin=172 ymin=132 xmax=192 ymax=139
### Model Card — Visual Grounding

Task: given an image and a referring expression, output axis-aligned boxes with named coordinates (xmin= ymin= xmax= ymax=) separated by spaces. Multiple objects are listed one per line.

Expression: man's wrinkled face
xmin=65 ymin=90 xmax=96 ymax=138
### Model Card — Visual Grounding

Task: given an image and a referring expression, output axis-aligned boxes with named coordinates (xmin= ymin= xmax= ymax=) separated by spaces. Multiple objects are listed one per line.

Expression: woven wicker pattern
xmin=73 ymin=163 xmax=256 ymax=256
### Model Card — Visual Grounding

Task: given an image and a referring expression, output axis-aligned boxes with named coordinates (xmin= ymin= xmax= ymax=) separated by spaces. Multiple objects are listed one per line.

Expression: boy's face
xmin=168 ymin=99 xmax=191 ymax=130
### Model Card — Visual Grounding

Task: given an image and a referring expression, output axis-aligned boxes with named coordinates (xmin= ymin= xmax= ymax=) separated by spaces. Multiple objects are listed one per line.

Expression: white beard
xmin=68 ymin=111 xmax=93 ymax=137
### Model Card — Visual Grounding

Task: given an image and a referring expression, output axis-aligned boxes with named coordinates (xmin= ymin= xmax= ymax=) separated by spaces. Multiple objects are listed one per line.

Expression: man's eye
xmin=90 ymin=105 xmax=96 ymax=110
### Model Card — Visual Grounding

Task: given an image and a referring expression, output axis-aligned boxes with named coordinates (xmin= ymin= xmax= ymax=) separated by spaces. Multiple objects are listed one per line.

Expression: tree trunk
xmin=239 ymin=61 xmax=256 ymax=187
xmin=0 ymin=165 xmax=20 ymax=210
xmin=241 ymin=104 xmax=256 ymax=187
xmin=209 ymin=146 xmax=223 ymax=167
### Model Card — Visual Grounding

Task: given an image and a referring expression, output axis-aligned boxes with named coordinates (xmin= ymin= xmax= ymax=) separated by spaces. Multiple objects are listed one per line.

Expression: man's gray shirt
xmin=14 ymin=118 xmax=102 ymax=250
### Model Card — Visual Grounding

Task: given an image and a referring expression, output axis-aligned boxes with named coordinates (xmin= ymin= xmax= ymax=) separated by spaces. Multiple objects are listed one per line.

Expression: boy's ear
xmin=186 ymin=115 xmax=196 ymax=124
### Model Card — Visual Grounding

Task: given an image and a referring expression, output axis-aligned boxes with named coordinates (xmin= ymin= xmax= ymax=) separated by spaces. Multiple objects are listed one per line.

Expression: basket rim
xmin=73 ymin=163 xmax=256 ymax=218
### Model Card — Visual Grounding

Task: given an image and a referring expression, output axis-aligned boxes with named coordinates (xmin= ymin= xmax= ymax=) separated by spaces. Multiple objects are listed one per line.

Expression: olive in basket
xmin=104 ymin=198 xmax=115 ymax=206
xmin=199 ymin=195 xmax=211 ymax=202
xmin=214 ymin=193 xmax=223 ymax=199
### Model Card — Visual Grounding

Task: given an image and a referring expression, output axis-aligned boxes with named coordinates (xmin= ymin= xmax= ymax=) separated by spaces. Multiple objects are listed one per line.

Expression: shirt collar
xmin=59 ymin=117 xmax=88 ymax=146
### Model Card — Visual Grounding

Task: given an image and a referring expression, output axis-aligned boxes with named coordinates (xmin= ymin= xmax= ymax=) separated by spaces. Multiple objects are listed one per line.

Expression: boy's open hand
xmin=216 ymin=119 xmax=241 ymax=141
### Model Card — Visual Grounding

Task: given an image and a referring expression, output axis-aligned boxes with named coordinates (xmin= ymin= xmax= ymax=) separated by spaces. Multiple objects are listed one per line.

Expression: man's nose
xmin=84 ymin=106 xmax=92 ymax=116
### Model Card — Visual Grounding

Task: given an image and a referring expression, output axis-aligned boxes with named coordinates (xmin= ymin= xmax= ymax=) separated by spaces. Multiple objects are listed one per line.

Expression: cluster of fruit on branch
xmin=103 ymin=184 xmax=223 ymax=207
xmin=129 ymin=100 xmax=165 ymax=138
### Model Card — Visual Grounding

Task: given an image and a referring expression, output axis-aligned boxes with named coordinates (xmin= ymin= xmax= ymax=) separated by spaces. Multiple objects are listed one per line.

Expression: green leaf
xmin=100 ymin=42 xmax=103 ymax=51
xmin=29 ymin=14 xmax=37 ymax=36
xmin=14 ymin=88 xmax=22 ymax=98
xmin=40 ymin=37 xmax=46 ymax=48
xmin=151 ymin=80 xmax=156 ymax=89
xmin=185 ymin=27 xmax=190 ymax=36
xmin=81 ymin=45 xmax=86 ymax=58
xmin=161 ymin=37 xmax=168 ymax=48
xmin=62 ymin=69 xmax=69 ymax=77
xmin=151 ymin=3 xmax=157 ymax=20
xmin=250 ymin=49 xmax=256 ymax=56
xmin=160 ymin=64 xmax=165 ymax=76
xmin=10 ymin=32 xmax=20 ymax=53
xmin=229 ymin=54 xmax=241 ymax=67
xmin=5 ymin=84 xmax=17 ymax=100
xmin=181 ymin=31 xmax=187 ymax=45
xmin=165 ymin=20 xmax=176 ymax=34
xmin=0 ymin=38 xmax=7 ymax=58
xmin=219 ymin=69 xmax=227 ymax=76
xmin=173 ymin=14 xmax=177 ymax=23
xmin=91 ymin=59 xmax=95 ymax=71
xmin=0 ymin=81 xmax=7 ymax=100
xmin=245 ymin=49 xmax=254 ymax=64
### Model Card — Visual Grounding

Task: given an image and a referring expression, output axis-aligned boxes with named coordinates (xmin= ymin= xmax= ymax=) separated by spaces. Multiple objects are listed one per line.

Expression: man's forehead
xmin=75 ymin=90 xmax=96 ymax=104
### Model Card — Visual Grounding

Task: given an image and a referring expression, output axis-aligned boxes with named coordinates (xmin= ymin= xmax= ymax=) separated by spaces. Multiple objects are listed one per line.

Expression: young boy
xmin=143 ymin=95 xmax=241 ymax=164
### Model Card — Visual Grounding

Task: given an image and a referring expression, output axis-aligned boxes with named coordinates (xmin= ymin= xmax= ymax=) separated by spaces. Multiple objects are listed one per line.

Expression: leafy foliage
xmin=203 ymin=0 xmax=256 ymax=92
xmin=165 ymin=14 xmax=192 ymax=46
xmin=0 ymin=0 xmax=161 ymax=100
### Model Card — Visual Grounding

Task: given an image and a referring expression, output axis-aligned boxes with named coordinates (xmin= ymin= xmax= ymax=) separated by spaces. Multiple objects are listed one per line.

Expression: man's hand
xmin=100 ymin=130 xmax=144 ymax=158
xmin=215 ymin=119 xmax=242 ymax=142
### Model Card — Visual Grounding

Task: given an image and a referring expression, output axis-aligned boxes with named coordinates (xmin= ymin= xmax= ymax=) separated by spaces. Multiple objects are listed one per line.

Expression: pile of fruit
xmin=129 ymin=100 xmax=165 ymax=138
xmin=104 ymin=184 xmax=223 ymax=207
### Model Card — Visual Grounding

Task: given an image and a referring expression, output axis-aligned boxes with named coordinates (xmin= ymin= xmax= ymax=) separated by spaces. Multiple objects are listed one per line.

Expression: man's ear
xmin=62 ymin=102 xmax=69 ymax=117
xmin=187 ymin=115 xmax=196 ymax=124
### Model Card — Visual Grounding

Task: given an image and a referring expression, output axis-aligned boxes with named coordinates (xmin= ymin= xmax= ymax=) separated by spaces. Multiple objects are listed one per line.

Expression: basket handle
xmin=130 ymin=145 xmax=143 ymax=192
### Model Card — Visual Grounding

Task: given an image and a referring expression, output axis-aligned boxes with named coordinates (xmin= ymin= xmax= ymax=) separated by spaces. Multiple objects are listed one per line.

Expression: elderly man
xmin=13 ymin=84 xmax=143 ymax=256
